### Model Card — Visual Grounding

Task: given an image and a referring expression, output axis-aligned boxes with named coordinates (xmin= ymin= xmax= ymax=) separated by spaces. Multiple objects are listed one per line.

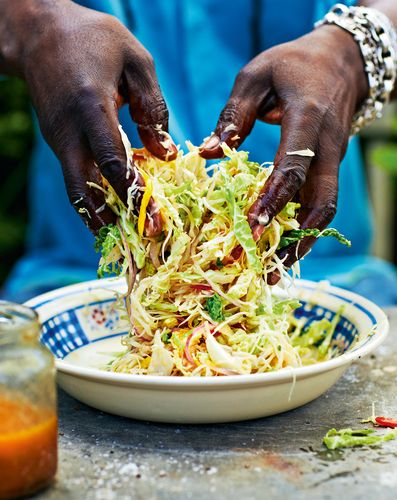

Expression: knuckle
xmin=65 ymin=180 xmax=110 ymax=231
xmin=132 ymin=47 xmax=156 ymax=77
xmin=65 ymin=185 xmax=92 ymax=217
xmin=234 ymin=64 xmax=263 ymax=97
xmin=98 ymin=157 xmax=126 ymax=184
xmin=67 ymin=189 xmax=85 ymax=207
xmin=141 ymin=49 xmax=155 ymax=69
xmin=61 ymin=169 xmax=87 ymax=204
xmin=97 ymin=13 xmax=128 ymax=37
xmin=311 ymin=199 xmax=337 ymax=227
xmin=106 ymin=14 xmax=124 ymax=29
xmin=65 ymin=84 xmax=102 ymax=117
xmin=73 ymin=84 xmax=100 ymax=105
xmin=277 ymin=158 xmax=308 ymax=190
xmin=150 ymin=98 xmax=169 ymax=123
xmin=134 ymin=96 xmax=169 ymax=126
xmin=322 ymin=200 xmax=337 ymax=223
xmin=300 ymin=97 xmax=328 ymax=119
xmin=236 ymin=65 xmax=255 ymax=84
xmin=219 ymin=100 xmax=241 ymax=125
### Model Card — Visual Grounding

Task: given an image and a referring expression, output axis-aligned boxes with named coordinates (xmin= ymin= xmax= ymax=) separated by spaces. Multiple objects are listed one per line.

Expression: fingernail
xmin=257 ymin=214 xmax=269 ymax=226
xmin=166 ymin=141 xmax=178 ymax=159
xmin=200 ymin=135 xmax=220 ymax=150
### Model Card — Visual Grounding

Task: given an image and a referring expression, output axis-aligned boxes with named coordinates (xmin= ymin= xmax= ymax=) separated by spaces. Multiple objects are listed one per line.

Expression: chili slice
xmin=375 ymin=416 xmax=397 ymax=428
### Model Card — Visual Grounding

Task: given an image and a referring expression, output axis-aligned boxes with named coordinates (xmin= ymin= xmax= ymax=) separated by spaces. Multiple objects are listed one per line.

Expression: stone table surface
xmin=37 ymin=309 xmax=397 ymax=500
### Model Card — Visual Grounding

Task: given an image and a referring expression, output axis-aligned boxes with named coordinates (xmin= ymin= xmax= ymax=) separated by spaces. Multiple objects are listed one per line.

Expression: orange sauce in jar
xmin=0 ymin=395 xmax=57 ymax=499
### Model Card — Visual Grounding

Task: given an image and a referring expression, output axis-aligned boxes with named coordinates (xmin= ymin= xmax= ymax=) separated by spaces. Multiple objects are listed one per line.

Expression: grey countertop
xmin=38 ymin=309 xmax=397 ymax=500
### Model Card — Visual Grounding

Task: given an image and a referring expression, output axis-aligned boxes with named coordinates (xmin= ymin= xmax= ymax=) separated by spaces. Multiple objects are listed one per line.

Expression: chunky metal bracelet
xmin=315 ymin=3 xmax=397 ymax=135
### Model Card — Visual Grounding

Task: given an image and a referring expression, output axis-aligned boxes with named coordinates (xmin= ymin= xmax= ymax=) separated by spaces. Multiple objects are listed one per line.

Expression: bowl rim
xmin=25 ymin=278 xmax=389 ymax=390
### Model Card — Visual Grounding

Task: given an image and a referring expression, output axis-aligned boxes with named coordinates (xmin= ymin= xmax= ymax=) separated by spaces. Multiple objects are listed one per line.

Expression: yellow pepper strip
xmin=137 ymin=171 xmax=153 ymax=237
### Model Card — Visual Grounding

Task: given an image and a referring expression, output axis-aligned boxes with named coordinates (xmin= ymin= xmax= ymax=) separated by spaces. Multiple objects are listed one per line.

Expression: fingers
xmin=278 ymin=166 xmax=338 ymax=270
xmin=59 ymin=139 xmax=116 ymax=235
xmin=277 ymin=132 xmax=342 ymax=270
xmin=76 ymin=87 xmax=133 ymax=206
xmin=248 ymin=103 xmax=325 ymax=238
xmin=123 ymin=50 xmax=177 ymax=161
xmin=267 ymin=132 xmax=343 ymax=284
xmin=77 ymin=89 xmax=162 ymax=236
xmin=199 ymin=63 xmax=272 ymax=159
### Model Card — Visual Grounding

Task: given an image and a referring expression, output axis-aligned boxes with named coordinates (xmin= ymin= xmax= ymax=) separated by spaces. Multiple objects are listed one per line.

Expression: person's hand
xmin=1 ymin=0 xmax=176 ymax=235
xmin=200 ymin=25 xmax=368 ymax=281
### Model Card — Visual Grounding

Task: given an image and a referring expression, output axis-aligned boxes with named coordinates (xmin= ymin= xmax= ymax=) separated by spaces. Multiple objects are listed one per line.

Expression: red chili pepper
xmin=190 ymin=284 xmax=212 ymax=292
xmin=375 ymin=416 xmax=397 ymax=428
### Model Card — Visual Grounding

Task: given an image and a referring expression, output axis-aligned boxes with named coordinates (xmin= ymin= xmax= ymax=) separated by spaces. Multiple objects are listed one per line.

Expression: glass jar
xmin=0 ymin=301 xmax=57 ymax=499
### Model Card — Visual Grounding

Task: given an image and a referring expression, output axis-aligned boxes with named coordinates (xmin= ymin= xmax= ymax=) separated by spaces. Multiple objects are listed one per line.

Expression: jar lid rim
xmin=0 ymin=300 xmax=39 ymax=333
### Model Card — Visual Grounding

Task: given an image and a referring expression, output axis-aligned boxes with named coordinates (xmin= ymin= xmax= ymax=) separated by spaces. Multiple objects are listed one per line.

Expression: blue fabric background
xmin=4 ymin=0 xmax=397 ymax=305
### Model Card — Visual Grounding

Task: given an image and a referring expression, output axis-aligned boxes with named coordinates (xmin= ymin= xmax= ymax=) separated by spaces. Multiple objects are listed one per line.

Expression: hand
xmin=200 ymin=26 xmax=368 ymax=281
xmin=0 ymin=0 xmax=176 ymax=235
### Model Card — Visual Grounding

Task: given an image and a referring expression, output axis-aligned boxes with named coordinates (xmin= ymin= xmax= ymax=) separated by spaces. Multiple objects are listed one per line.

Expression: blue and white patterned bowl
xmin=25 ymin=278 xmax=388 ymax=423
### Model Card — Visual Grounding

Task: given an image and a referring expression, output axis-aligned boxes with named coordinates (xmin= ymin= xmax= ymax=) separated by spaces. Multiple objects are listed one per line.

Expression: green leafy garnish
xmin=278 ymin=228 xmax=351 ymax=250
xmin=94 ymin=224 xmax=122 ymax=278
xmin=161 ymin=331 xmax=172 ymax=344
xmin=94 ymin=224 xmax=120 ymax=254
xmin=323 ymin=427 xmax=397 ymax=450
xmin=216 ymin=257 xmax=224 ymax=268
xmin=205 ymin=294 xmax=225 ymax=322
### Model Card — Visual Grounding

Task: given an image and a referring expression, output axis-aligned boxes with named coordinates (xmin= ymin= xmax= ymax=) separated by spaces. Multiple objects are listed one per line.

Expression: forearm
xmin=359 ymin=0 xmax=397 ymax=98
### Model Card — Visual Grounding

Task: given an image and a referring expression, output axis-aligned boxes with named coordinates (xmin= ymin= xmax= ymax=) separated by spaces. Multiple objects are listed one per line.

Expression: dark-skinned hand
xmin=200 ymin=25 xmax=369 ymax=283
xmin=0 ymin=0 xmax=176 ymax=235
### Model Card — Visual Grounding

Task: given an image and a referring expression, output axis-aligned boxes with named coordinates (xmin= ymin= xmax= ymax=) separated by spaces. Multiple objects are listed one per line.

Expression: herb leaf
xmin=278 ymin=228 xmax=351 ymax=250
xmin=94 ymin=224 xmax=122 ymax=278
xmin=216 ymin=257 xmax=224 ymax=269
xmin=205 ymin=294 xmax=225 ymax=322
xmin=94 ymin=224 xmax=120 ymax=255
xmin=161 ymin=331 xmax=172 ymax=344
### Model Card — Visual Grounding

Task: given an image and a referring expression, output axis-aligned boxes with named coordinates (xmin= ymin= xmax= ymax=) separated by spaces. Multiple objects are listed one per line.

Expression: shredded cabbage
xmin=93 ymin=133 xmax=351 ymax=376
xmin=324 ymin=428 xmax=397 ymax=450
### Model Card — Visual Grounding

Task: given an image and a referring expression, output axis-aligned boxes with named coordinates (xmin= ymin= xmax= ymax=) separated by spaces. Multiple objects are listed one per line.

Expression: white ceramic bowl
xmin=26 ymin=278 xmax=388 ymax=424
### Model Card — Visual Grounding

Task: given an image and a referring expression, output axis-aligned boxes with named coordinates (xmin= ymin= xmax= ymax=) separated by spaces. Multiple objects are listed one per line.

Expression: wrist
xmin=315 ymin=4 xmax=397 ymax=134
xmin=314 ymin=25 xmax=369 ymax=108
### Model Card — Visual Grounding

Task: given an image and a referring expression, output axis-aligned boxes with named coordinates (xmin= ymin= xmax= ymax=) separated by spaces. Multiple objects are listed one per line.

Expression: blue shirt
xmin=4 ymin=0 xmax=397 ymax=305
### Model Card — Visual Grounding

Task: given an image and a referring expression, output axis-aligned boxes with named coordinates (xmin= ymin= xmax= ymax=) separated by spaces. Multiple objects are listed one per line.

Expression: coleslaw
xmin=92 ymin=129 xmax=351 ymax=376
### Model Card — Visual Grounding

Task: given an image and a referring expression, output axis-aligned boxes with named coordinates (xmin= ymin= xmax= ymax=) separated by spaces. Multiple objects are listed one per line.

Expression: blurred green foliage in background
xmin=0 ymin=77 xmax=34 ymax=285
xmin=370 ymin=117 xmax=397 ymax=176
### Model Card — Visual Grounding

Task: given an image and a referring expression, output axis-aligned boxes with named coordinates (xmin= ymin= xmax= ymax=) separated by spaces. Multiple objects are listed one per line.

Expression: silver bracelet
xmin=315 ymin=3 xmax=397 ymax=135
